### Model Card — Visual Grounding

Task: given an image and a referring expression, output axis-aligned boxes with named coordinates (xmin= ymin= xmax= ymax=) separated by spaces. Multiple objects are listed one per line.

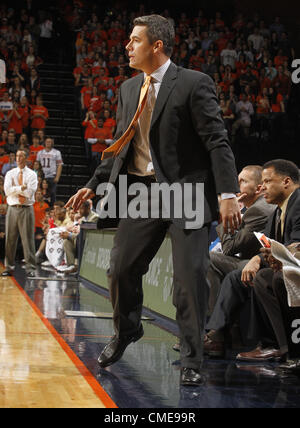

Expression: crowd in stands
xmin=0 ymin=3 xmax=67 ymax=263
xmin=70 ymin=5 xmax=295 ymax=164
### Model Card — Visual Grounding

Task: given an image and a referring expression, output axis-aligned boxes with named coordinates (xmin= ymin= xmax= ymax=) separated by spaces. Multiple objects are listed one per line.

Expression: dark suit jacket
xmin=264 ymin=187 xmax=300 ymax=245
xmin=216 ymin=196 xmax=276 ymax=259
xmin=86 ymin=62 xmax=239 ymax=229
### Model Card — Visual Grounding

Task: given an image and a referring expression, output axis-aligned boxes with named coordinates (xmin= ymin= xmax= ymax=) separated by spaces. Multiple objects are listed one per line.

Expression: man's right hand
xmin=65 ymin=188 xmax=95 ymax=212
xmin=241 ymin=255 xmax=261 ymax=286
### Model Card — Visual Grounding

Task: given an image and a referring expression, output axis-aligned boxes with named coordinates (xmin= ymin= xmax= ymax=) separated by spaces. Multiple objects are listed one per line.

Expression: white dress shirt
xmin=4 ymin=166 xmax=38 ymax=206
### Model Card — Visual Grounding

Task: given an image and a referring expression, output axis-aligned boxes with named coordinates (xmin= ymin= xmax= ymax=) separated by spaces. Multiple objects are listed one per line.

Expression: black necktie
xmin=275 ymin=207 xmax=282 ymax=243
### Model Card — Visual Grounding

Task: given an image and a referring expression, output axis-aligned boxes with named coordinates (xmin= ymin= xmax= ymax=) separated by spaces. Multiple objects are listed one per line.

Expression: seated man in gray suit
xmin=208 ymin=165 xmax=276 ymax=314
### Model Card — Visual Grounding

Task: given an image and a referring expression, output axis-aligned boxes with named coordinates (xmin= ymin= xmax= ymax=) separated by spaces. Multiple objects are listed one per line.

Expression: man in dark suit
xmin=206 ymin=159 xmax=300 ymax=360
xmin=66 ymin=15 xmax=241 ymax=386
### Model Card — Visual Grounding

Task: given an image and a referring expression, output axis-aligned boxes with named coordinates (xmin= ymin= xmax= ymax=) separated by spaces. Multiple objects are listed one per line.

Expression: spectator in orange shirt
xmin=88 ymin=86 xmax=102 ymax=115
xmin=88 ymin=118 xmax=112 ymax=169
xmin=258 ymin=68 xmax=272 ymax=93
xmin=215 ymin=31 xmax=228 ymax=55
xmin=102 ymin=108 xmax=116 ymax=135
xmin=274 ymin=49 xmax=288 ymax=68
xmin=82 ymin=110 xmax=97 ymax=159
xmin=268 ymin=87 xmax=286 ymax=135
xmin=31 ymin=96 xmax=49 ymax=130
xmin=7 ymin=100 xmax=24 ymax=137
xmin=90 ymin=22 xmax=108 ymax=43
xmin=107 ymin=32 xmax=119 ymax=51
xmin=80 ymin=77 xmax=94 ymax=114
xmin=34 ymin=189 xmax=49 ymax=231
xmin=108 ymin=20 xmax=125 ymax=42
xmin=106 ymin=77 xmax=116 ymax=98
xmin=28 ymin=135 xmax=44 ymax=167
xmin=272 ymin=65 xmax=291 ymax=97
xmin=114 ymin=66 xmax=127 ymax=86
xmin=0 ymin=145 xmax=9 ymax=170
xmin=256 ymin=87 xmax=271 ymax=137
xmin=269 ymin=87 xmax=285 ymax=113
xmin=221 ymin=65 xmax=237 ymax=92
xmin=189 ymin=49 xmax=204 ymax=71
xmin=73 ymin=58 xmax=85 ymax=79
xmin=19 ymin=96 xmax=31 ymax=135
xmin=235 ymin=53 xmax=248 ymax=77
xmin=93 ymin=67 xmax=109 ymax=87
xmin=82 ymin=110 xmax=97 ymax=139
xmin=91 ymin=53 xmax=106 ymax=76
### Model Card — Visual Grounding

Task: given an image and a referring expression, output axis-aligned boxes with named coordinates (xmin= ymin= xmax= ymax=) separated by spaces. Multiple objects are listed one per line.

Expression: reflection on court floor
xmin=1 ymin=264 xmax=300 ymax=408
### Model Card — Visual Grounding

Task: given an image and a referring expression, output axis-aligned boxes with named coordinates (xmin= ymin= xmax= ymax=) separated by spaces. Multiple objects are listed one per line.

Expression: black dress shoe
xmin=98 ymin=327 xmax=144 ymax=368
xmin=180 ymin=368 xmax=206 ymax=386
xmin=1 ymin=270 xmax=13 ymax=277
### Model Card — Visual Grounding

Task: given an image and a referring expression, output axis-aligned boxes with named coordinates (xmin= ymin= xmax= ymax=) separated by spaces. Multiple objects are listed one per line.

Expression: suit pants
xmin=207 ymin=268 xmax=277 ymax=347
xmin=108 ymin=216 xmax=210 ymax=370
xmin=253 ymin=268 xmax=300 ymax=356
xmin=5 ymin=205 xmax=36 ymax=272
xmin=207 ymin=252 xmax=249 ymax=315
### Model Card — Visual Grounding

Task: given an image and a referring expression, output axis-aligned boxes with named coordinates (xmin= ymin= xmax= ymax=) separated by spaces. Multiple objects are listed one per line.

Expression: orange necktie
xmin=18 ymin=170 xmax=26 ymax=204
xmin=101 ymin=75 xmax=152 ymax=160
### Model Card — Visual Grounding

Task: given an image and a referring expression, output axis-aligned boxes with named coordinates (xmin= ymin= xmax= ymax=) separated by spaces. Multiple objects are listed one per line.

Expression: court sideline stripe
xmin=8 ymin=273 xmax=117 ymax=409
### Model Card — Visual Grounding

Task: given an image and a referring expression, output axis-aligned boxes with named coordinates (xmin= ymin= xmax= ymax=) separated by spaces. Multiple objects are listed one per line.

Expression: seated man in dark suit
xmin=208 ymin=165 xmax=276 ymax=314
xmin=237 ymin=160 xmax=300 ymax=362
xmin=205 ymin=159 xmax=300 ymax=359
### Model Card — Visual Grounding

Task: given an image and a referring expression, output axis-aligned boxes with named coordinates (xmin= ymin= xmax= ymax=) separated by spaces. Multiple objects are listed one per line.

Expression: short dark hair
xmin=133 ymin=14 xmax=175 ymax=57
xmin=263 ymin=159 xmax=300 ymax=184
